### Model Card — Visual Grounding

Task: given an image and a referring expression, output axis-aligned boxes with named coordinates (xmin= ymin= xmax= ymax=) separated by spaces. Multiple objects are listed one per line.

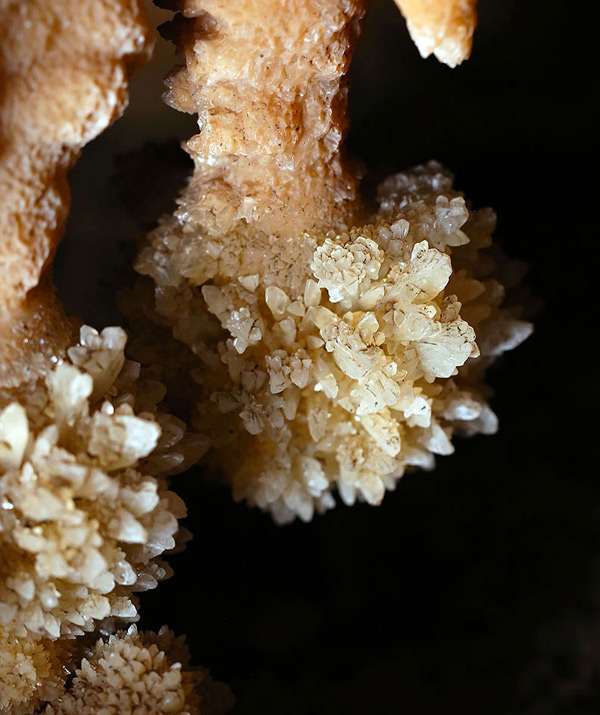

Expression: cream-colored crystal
xmin=46 ymin=624 xmax=233 ymax=715
xmin=136 ymin=161 xmax=531 ymax=523
xmin=127 ymin=0 xmax=527 ymax=524
xmin=0 ymin=626 xmax=71 ymax=714
xmin=0 ymin=326 xmax=196 ymax=639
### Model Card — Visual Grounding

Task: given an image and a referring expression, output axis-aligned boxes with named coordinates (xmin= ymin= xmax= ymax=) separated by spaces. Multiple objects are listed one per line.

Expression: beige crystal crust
xmin=0 ymin=0 xmax=526 ymax=710
xmin=163 ymin=0 xmax=367 ymax=238
xmin=0 ymin=626 xmax=72 ymax=714
xmin=46 ymin=625 xmax=233 ymax=715
xmin=162 ymin=0 xmax=478 ymax=245
xmin=0 ymin=622 xmax=232 ymax=715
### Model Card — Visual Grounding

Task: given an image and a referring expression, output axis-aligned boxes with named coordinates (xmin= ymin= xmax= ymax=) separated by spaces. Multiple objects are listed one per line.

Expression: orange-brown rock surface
xmin=0 ymin=0 xmax=151 ymax=387
xmin=162 ymin=0 xmax=367 ymax=239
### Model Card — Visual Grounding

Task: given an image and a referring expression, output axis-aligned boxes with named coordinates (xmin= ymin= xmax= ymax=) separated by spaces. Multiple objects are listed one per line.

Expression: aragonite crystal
xmin=134 ymin=1 xmax=531 ymax=523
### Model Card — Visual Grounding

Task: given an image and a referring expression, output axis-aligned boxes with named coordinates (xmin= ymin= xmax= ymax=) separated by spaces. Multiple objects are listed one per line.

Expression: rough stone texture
xmin=394 ymin=0 xmax=478 ymax=67
xmin=163 ymin=0 xmax=367 ymax=238
xmin=0 ymin=0 xmax=152 ymax=387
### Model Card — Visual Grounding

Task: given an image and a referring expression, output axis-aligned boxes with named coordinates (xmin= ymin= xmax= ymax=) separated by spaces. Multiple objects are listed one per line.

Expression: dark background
xmin=56 ymin=0 xmax=599 ymax=712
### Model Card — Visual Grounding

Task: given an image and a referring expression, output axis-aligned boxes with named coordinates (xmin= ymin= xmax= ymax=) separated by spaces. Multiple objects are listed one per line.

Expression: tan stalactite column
xmin=165 ymin=0 xmax=368 ymax=239
xmin=0 ymin=0 xmax=152 ymax=388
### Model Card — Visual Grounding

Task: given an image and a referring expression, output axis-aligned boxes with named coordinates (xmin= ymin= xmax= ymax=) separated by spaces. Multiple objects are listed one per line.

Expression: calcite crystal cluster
xmin=0 ymin=326 xmax=223 ymax=713
xmin=135 ymin=1 xmax=531 ymax=523
xmin=0 ymin=326 xmax=188 ymax=641
xmin=45 ymin=625 xmax=233 ymax=715
xmin=1 ymin=0 xmax=530 ymax=710
xmin=139 ymin=162 xmax=531 ymax=523
xmin=1 ymin=621 xmax=231 ymax=715
xmin=0 ymin=627 xmax=69 ymax=714
xmin=0 ymin=1 xmax=225 ymax=712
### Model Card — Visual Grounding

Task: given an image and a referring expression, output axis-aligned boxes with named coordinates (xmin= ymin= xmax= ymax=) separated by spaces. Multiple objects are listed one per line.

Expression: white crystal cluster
xmin=0 ymin=326 xmax=195 ymax=641
xmin=46 ymin=625 xmax=233 ymax=715
xmin=136 ymin=162 xmax=532 ymax=523
xmin=0 ymin=625 xmax=69 ymax=714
